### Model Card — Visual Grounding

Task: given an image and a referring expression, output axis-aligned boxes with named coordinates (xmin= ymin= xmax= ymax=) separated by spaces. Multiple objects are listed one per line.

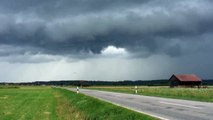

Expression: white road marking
xmin=112 ymin=102 xmax=170 ymax=120
xmin=159 ymin=101 xmax=202 ymax=109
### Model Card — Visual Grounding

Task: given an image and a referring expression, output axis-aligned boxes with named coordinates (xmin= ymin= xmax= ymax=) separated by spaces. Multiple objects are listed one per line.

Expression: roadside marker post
xmin=77 ymin=87 xmax=79 ymax=94
xmin=135 ymin=85 xmax=138 ymax=94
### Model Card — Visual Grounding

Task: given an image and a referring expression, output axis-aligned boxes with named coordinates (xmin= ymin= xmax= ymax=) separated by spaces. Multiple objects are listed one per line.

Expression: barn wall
xmin=169 ymin=76 xmax=179 ymax=88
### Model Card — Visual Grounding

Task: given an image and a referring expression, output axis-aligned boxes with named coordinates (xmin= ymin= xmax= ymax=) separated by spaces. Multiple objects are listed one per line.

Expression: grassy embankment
xmin=0 ymin=86 xmax=156 ymax=120
xmin=87 ymin=86 xmax=213 ymax=102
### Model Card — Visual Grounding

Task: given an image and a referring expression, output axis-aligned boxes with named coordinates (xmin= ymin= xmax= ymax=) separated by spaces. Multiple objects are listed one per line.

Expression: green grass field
xmin=0 ymin=86 xmax=156 ymax=120
xmin=87 ymin=86 xmax=213 ymax=102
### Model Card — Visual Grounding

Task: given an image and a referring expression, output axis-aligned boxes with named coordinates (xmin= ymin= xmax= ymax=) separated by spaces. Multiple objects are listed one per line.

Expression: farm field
xmin=86 ymin=86 xmax=213 ymax=102
xmin=0 ymin=86 xmax=156 ymax=120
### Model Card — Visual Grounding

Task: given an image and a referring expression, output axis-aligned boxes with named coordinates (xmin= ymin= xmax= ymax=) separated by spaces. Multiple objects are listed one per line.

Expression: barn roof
xmin=172 ymin=74 xmax=202 ymax=82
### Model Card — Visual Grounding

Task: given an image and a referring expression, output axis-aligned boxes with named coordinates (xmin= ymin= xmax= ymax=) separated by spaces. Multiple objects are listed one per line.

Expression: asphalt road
xmin=66 ymin=88 xmax=213 ymax=120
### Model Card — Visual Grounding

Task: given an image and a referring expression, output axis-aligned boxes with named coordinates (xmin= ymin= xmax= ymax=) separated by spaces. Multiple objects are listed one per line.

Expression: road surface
xmin=66 ymin=88 xmax=213 ymax=120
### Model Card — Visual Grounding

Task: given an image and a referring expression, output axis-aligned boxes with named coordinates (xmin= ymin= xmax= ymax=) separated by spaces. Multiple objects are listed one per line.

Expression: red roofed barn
xmin=169 ymin=74 xmax=202 ymax=88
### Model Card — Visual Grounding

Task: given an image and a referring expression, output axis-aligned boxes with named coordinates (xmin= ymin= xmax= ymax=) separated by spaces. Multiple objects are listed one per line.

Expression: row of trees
xmin=1 ymin=80 xmax=212 ymax=86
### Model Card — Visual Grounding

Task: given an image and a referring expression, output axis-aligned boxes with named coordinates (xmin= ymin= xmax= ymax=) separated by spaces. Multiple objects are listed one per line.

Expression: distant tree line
xmin=0 ymin=80 xmax=213 ymax=86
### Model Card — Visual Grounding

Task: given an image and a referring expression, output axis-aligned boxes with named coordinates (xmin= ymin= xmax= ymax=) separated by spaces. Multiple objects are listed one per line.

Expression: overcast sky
xmin=0 ymin=0 xmax=213 ymax=82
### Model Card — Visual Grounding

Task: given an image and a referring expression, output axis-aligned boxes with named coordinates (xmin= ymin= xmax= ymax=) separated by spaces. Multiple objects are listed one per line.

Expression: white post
xmin=135 ymin=85 xmax=138 ymax=94
xmin=76 ymin=86 xmax=79 ymax=94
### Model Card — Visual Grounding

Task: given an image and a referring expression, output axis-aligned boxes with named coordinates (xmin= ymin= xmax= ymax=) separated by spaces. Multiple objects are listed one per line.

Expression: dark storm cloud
xmin=0 ymin=0 xmax=213 ymax=59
